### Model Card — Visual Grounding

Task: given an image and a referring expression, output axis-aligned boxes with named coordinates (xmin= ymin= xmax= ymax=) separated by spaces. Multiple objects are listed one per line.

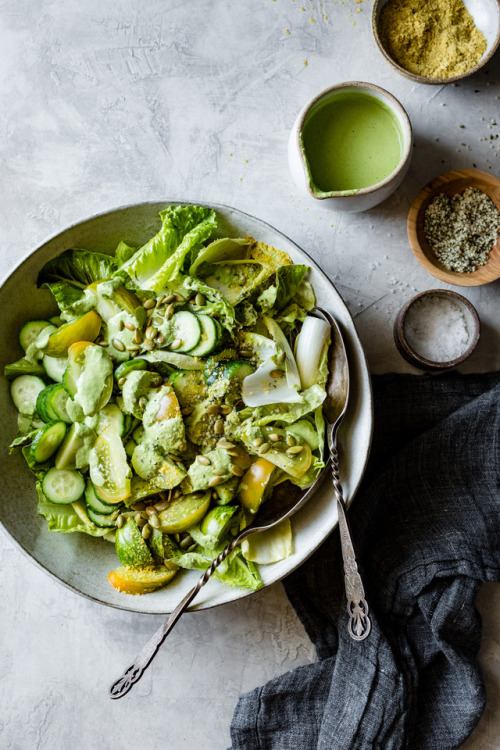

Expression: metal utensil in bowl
xmin=109 ymin=308 xmax=368 ymax=699
xmin=315 ymin=307 xmax=371 ymax=641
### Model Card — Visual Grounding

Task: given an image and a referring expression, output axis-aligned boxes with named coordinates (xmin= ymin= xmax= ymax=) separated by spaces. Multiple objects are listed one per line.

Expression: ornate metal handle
xmin=109 ymin=534 xmax=242 ymax=699
xmin=330 ymin=438 xmax=371 ymax=641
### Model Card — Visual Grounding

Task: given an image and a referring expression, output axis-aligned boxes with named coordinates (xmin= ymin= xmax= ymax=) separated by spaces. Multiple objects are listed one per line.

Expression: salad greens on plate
xmin=5 ymin=204 xmax=331 ymax=596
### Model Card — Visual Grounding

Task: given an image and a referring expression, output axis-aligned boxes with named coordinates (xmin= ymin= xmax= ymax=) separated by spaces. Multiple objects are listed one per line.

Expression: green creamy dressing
xmin=301 ymin=91 xmax=404 ymax=194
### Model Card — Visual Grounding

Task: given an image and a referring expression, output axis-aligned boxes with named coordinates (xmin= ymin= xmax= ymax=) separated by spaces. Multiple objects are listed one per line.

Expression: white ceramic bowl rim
xmin=295 ymin=81 xmax=413 ymax=200
xmin=0 ymin=200 xmax=374 ymax=615
xmin=372 ymin=0 xmax=500 ymax=85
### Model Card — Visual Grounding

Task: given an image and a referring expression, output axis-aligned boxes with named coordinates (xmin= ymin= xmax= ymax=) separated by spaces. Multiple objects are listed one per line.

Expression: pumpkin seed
xmin=214 ymin=419 xmax=224 ymax=435
xmin=143 ymin=298 xmax=156 ymax=309
xmin=141 ymin=523 xmax=151 ymax=539
xmin=111 ymin=338 xmax=125 ymax=352
xmin=230 ymin=465 xmax=244 ymax=477
xmin=179 ymin=534 xmax=193 ymax=549
xmin=118 ymin=377 xmax=127 ymax=387
xmin=170 ymin=338 xmax=182 ymax=350
xmin=259 ymin=442 xmax=271 ymax=454
xmin=154 ymin=500 xmax=170 ymax=512
xmin=165 ymin=294 xmax=176 ymax=304
xmin=174 ymin=534 xmax=181 ymax=543
xmin=134 ymin=329 xmax=142 ymax=344
xmin=156 ymin=334 xmax=165 ymax=346
xmin=159 ymin=491 xmax=170 ymax=502
xmin=146 ymin=308 xmax=155 ymax=318
xmin=212 ymin=490 xmax=219 ymax=499
xmin=181 ymin=406 xmax=193 ymax=416
xmin=152 ymin=316 xmax=163 ymax=327
xmin=217 ymin=439 xmax=234 ymax=449
xmin=127 ymin=344 xmax=141 ymax=352
xmin=98 ymin=340 xmax=109 ymax=347
xmin=287 ymin=445 xmax=304 ymax=454
xmin=207 ymin=404 xmax=220 ymax=415
xmin=165 ymin=304 xmax=175 ymax=319
xmin=134 ymin=513 xmax=146 ymax=527
xmin=226 ymin=449 xmax=240 ymax=457
xmin=197 ymin=455 xmax=211 ymax=466
xmin=208 ymin=475 xmax=224 ymax=487
xmin=118 ymin=319 xmax=125 ymax=331
xmin=187 ymin=543 xmax=197 ymax=553
xmin=175 ymin=293 xmax=186 ymax=303
xmin=143 ymin=339 xmax=154 ymax=351
xmin=139 ymin=396 xmax=148 ymax=410
xmin=115 ymin=514 xmax=124 ymax=528
xmin=276 ymin=351 xmax=286 ymax=365
xmin=124 ymin=321 xmax=135 ymax=331
xmin=145 ymin=506 xmax=157 ymax=515
xmin=269 ymin=433 xmax=280 ymax=442
xmin=239 ymin=349 xmax=253 ymax=358
xmin=132 ymin=502 xmax=146 ymax=511
xmin=253 ymin=437 xmax=264 ymax=447
xmin=149 ymin=514 xmax=160 ymax=529
xmin=270 ymin=369 xmax=282 ymax=379
xmin=195 ymin=293 xmax=205 ymax=307
xmin=145 ymin=326 xmax=157 ymax=340
xmin=286 ymin=434 xmax=296 ymax=447
xmin=219 ymin=405 xmax=232 ymax=415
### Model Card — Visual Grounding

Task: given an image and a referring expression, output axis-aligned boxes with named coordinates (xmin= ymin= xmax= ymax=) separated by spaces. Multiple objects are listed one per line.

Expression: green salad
xmin=5 ymin=204 xmax=332 ymax=596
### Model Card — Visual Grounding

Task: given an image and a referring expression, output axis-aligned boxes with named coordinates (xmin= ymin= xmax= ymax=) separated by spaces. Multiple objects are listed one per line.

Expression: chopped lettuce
xmin=36 ymin=485 xmax=109 ymax=537
xmin=4 ymin=357 xmax=46 ymax=381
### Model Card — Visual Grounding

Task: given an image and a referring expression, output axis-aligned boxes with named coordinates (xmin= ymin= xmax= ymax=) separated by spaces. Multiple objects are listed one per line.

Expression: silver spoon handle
xmin=109 ymin=533 xmax=243 ymax=700
xmin=330 ymin=440 xmax=371 ymax=641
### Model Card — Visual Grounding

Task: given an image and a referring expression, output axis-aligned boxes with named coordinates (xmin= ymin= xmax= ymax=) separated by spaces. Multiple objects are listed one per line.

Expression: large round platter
xmin=0 ymin=202 xmax=373 ymax=615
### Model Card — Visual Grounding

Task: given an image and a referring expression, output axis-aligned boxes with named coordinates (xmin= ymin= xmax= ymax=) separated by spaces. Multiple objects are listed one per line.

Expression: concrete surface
xmin=1 ymin=1 xmax=499 ymax=748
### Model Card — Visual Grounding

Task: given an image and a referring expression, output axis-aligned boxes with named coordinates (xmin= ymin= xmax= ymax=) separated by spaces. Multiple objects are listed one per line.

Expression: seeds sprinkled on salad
xmin=5 ymin=204 xmax=331 ymax=597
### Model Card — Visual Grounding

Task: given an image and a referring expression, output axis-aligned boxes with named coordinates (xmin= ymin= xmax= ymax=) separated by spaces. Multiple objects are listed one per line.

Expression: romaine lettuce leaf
xmin=9 ymin=429 xmax=40 ymax=453
xmin=38 ymin=249 xmax=118 ymax=312
xmin=189 ymin=237 xmax=250 ymax=276
xmin=169 ymin=546 xmax=263 ymax=590
xmin=114 ymin=240 xmax=136 ymax=265
xmin=118 ymin=205 xmax=216 ymax=292
xmin=229 ymin=384 xmax=327 ymax=432
xmin=241 ymin=519 xmax=293 ymax=564
xmin=4 ymin=357 xmax=46 ymax=381
xmin=254 ymin=265 xmax=309 ymax=313
xmin=183 ymin=276 xmax=237 ymax=334
xmin=36 ymin=484 xmax=109 ymax=537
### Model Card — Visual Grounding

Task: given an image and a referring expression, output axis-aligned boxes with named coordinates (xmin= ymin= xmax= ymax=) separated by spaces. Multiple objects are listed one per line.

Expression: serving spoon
xmin=109 ymin=308 xmax=369 ymax=700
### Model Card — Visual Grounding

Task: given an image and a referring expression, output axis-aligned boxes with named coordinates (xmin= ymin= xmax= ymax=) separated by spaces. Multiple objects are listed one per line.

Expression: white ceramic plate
xmin=0 ymin=202 xmax=373 ymax=615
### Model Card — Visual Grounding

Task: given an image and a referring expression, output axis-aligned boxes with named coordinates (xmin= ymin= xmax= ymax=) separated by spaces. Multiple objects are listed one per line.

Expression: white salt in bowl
xmin=393 ymin=290 xmax=480 ymax=371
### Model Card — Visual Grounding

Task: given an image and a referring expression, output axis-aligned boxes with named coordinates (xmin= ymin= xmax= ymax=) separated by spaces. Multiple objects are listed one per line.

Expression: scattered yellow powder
xmin=303 ymin=60 xmax=308 ymax=66
xmin=378 ymin=0 xmax=487 ymax=79
xmin=285 ymin=28 xmax=290 ymax=33
xmin=310 ymin=17 xmax=315 ymax=22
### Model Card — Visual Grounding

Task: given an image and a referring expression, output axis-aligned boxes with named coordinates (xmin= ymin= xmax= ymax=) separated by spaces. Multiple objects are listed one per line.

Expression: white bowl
xmin=288 ymin=81 xmax=413 ymax=212
xmin=0 ymin=201 xmax=373 ymax=615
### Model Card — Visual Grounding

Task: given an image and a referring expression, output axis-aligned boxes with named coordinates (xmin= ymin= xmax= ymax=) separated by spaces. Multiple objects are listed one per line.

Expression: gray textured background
xmin=1 ymin=1 xmax=500 ymax=748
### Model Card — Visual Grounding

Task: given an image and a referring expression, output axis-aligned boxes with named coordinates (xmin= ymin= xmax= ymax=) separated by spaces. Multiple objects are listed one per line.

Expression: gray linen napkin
xmin=230 ymin=372 xmax=500 ymax=750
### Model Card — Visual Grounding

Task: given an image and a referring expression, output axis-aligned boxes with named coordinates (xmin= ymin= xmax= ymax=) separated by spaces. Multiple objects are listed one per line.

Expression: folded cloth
xmin=230 ymin=372 xmax=500 ymax=750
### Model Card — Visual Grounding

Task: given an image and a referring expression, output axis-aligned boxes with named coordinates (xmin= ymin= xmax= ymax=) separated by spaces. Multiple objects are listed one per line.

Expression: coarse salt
xmin=404 ymin=295 xmax=470 ymax=362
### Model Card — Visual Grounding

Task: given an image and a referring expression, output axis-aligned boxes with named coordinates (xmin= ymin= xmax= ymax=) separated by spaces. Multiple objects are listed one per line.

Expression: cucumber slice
xmin=97 ymin=403 xmax=125 ymax=436
xmin=43 ymin=355 xmax=67 ymax=383
xmin=42 ymin=467 xmax=85 ymax=504
xmin=222 ymin=360 xmax=255 ymax=382
xmin=89 ymin=425 xmax=131 ymax=505
xmin=85 ymin=481 xmax=123 ymax=514
xmin=169 ymin=311 xmax=201 ymax=353
xmin=87 ymin=506 xmax=120 ymax=528
xmin=19 ymin=320 xmax=52 ymax=352
xmin=10 ymin=375 xmax=46 ymax=415
xmin=30 ymin=422 xmax=67 ymax=463
xmin=168 ymin=370 xmax=207 ymax=407
xmin=205 ymin=362 xmax=226 ymax=387
xmin=188 ymin=315 xmax=220 ymax=357
xmin=37 ymin=384 xmax=71 ymax=423
xmin=114 ymin=358 xmax=148 ymax=382
xmin=200 ymin=505 xmax=240 ymax=543
xmin=55 ymin=423 xmax=84 ymax=470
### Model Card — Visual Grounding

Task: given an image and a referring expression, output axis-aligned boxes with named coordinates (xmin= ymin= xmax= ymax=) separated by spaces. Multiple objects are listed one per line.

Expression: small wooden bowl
xmin=372 ymin=0 xmax=500 ymax=85
xmin=407 ymin=169 xmax=500 ymax=287
xmin=394 ymin=289 xmax=481 ymax=371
